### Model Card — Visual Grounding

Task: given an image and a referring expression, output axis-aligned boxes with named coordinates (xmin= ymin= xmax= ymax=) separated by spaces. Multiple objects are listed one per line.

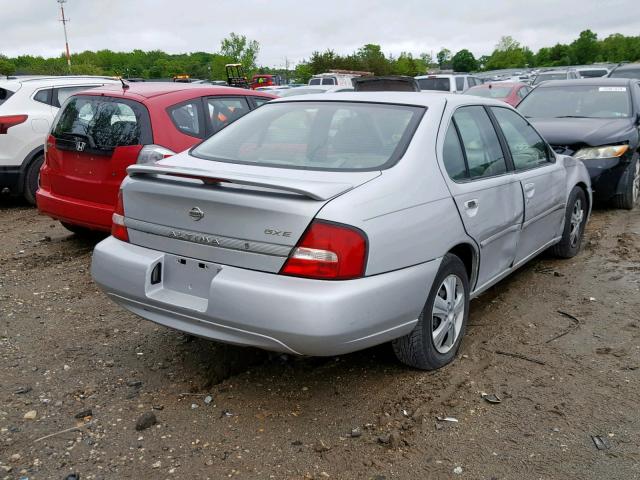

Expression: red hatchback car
xmin=463 ymin=82 xmax=532 ymax=107
xmin=37 ymin=83 xmax=275 ymax=233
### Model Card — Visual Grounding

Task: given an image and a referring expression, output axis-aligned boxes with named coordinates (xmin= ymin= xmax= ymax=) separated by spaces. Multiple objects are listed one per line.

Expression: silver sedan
xmin=91 ymin=92 xmax=591 ymax=370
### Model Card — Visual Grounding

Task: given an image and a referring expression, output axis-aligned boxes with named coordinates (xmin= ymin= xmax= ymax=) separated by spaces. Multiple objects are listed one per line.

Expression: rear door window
xmin=309 ymin=78 xmax=321 ymax=85
xmin=205 ymin=97 xmax=250 ymax=135
xmin=322 ymin=78 xmax=337 ymax=85
xmin=51 ymin=96 xmax=152 ymax=155
xmin=250 ymin=96 xmax=272 ymax=108
xmin=168 ymin=100 xmax=203 ymax=138
xmin=442 ymin=123 xmax=468 ymax=181
xmin=453 ymin=106 xmax=507 ymax=179
xmin=456 ymin=77 xmax=465 ymax=91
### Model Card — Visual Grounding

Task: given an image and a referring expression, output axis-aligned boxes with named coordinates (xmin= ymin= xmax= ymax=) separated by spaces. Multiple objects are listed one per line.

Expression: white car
xmin=415 ymin=74 xmax=483 ymax=94
xmin=0 ymin=76 xmax=120 ymax=203
xmin=276 ymin=85 xmax=354 ymax=97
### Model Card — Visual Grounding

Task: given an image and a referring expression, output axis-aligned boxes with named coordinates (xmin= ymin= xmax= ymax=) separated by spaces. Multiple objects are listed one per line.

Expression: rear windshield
xmin=417 ymin=77 xmax=450 ymax=91
xmin=609 ymin=67 xmax=640 ymax=79
xmin=532 ymin=73 xmax=567 ymax=84
xmin=466 ymin=86 xmax=512 ymax=98
xmin=518 ymin=84 xmax=632 ymax=119
xmin=191 ymin=101 xmax=425 ymax=171
xmin=51 ymin=95 xmax=152 ymax=155
xmin=579 ymin=69 xmax=608 ymax=78
xmin=0 ymin=87 xmax=15 ymax=106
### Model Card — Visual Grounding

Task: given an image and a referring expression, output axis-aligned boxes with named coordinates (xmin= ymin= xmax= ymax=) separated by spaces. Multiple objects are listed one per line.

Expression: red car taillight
xmin=0 ymin=114 xmax=28 ymax=134
xmin=111 ymin=190 xmax=129 ymax=242
xmin=136 ymin=144 xmax=175 ymax=164
xmin=280 ymin=221 xmax=367 ymax=280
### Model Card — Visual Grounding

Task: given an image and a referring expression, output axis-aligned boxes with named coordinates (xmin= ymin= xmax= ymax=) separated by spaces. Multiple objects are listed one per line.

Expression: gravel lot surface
xmin=1 ymin=199 xmax=639 ymax=479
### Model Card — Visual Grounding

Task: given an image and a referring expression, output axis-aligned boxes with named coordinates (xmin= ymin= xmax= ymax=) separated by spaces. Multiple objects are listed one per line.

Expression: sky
xmin=1 ymin=0 xmax=638 ymax=67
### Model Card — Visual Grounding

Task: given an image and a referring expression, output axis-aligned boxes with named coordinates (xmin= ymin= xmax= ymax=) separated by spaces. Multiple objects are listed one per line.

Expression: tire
xmin=552 ymin=186 xmax=587 ymax=259
xmin=611 ymin=158 xmax=639 ymax=210
xmin=392 ymin=253 xmax=470 ymax=370
xmin=23 ymin=154 xmax=44 ymax=205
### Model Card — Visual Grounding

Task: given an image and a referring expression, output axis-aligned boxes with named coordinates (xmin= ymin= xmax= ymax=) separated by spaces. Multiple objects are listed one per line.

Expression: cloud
xmin=1 ymin=0 xmax=637 ymax=66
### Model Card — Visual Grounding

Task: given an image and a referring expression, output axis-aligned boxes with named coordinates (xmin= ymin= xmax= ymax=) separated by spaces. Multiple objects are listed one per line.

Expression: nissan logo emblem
xmin=189 ymin=207 xmax=205 ymax=221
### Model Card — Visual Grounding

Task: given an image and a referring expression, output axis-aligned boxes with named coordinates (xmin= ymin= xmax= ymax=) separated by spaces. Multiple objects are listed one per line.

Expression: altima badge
xmin=188 ymin=207 xmax=205 ymax=221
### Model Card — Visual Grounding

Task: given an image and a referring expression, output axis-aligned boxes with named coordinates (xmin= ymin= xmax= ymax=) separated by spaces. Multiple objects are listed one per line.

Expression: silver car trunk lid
xmin=122 ymin=156 xmax=380 ymax=273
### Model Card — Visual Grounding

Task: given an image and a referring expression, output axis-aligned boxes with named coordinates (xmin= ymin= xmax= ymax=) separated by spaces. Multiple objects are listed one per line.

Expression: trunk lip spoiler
xmin=126 ymin=164 xmax=357 ymax=201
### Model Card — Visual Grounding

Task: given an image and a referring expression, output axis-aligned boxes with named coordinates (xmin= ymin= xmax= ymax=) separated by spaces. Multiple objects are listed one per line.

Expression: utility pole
xmin=57 ymin=0 xmax=71 ymax=72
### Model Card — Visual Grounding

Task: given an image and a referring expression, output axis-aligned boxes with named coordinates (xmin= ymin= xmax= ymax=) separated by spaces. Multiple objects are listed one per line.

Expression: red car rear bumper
xmin=36 ymin=187 xmax=113 ymax=232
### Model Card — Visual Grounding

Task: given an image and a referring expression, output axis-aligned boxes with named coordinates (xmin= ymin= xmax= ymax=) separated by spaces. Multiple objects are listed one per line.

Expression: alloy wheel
xmin=569 ymin=198 xmax=584 ymax=248
xmin=431 ymin=274 xmax=465 ymax=354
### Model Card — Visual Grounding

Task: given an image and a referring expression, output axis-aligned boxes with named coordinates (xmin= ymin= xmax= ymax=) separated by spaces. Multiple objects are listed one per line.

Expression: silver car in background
xmin=91 ymin=93 xmax=591 ymax=370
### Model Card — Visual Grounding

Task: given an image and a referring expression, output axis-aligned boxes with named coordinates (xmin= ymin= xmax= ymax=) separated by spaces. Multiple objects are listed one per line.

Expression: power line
xmin=57 ymin=0 xmax=71 ymax=71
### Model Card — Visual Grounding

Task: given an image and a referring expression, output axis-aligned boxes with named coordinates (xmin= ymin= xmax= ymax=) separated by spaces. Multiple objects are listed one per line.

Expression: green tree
xmin=570 ymin=29 xmax=599 ymax=64
xmin=220 ymin=32 xmax=260 ymax=72
xmin=0 ymin=56 xmax=16 ymax=76
xmin=451 ymin=49 xmax=478 ymax=72
xmin=436 ymin=48 xmax=452 ymax=69
xmin=485 ymin=36 xmax=529 ymax=69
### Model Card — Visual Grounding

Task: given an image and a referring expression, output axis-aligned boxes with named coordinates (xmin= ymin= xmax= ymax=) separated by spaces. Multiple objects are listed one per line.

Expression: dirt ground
xmin=1 ymin=198 xmax=639 ymax=480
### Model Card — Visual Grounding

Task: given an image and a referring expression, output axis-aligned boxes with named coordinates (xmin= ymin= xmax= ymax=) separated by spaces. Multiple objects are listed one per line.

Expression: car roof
xmin=5 ymin=76 xmax=118 ymax=86
xmin=75 ymin=82 xmax=275 ymax=102
xmin=535 ymin=78 xmax=635 ymax=88
xmin=271 ymin=91 xmax=509 ymax=108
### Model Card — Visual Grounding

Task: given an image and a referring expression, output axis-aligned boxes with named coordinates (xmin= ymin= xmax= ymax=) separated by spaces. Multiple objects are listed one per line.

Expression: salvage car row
xmin=0 ymin=69 xmax=639 ymax=371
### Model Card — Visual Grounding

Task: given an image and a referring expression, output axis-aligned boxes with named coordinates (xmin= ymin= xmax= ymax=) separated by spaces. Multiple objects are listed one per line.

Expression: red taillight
xmin=280 ymin=221 xmax=367 ymax=280
xmin=0 ymin=114 xmax=28 ymax=134
xmin=111 ymin=190 xmax=129 ymax=242
xmin=136 ymin=144 xmax=175 ymax=164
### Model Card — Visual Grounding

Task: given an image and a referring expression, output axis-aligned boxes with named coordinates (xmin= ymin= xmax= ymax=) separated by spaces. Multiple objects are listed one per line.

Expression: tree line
xmin=1 ymin=30 xmax=639 ymax=81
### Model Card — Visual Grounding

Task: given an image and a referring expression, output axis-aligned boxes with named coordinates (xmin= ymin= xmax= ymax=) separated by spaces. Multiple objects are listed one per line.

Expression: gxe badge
xmin=188 ymin=207 xmax=205 ymax=221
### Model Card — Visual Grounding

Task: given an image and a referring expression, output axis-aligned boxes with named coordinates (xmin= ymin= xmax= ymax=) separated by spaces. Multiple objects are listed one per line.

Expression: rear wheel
xmin=23 ymin=154 xmax=44 ymax=205
xmin=393 ymin=254 xmax=469 ymax=370
xmin=612 ymin=158 xmax=639 ymax=210
xmin=552 ymin=186 xmax=587 ymax=258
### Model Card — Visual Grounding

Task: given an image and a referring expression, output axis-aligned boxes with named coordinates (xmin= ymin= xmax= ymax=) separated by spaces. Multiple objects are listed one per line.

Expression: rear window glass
xmin=532 ymin=73 xmax=567 ymax=84
xmin=609 ymin=68 xmax=640 ymax=79
xmin=0 ymin=87 xmax=15 ymax=105
xmin=191 ymin=101 xmax=425 ymax=171
xmin=51 ymin=96 xmax=152 ymax=154
xmin=418 ymin=77 xmax=450 ymax=91
xmin=579 ymin=69 xmax=608 ymax=78
xmin=466 ymin=86 xmax=512 ymax=98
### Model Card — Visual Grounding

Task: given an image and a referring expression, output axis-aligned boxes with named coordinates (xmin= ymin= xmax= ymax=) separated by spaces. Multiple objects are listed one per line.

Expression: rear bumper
xmin=36 ymin=187 xmax=113 ymax=231
xmin=91 ymin=237 xmax=441 ymax=356
xmin=583 ymin=157 xmax=629 ymax=202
